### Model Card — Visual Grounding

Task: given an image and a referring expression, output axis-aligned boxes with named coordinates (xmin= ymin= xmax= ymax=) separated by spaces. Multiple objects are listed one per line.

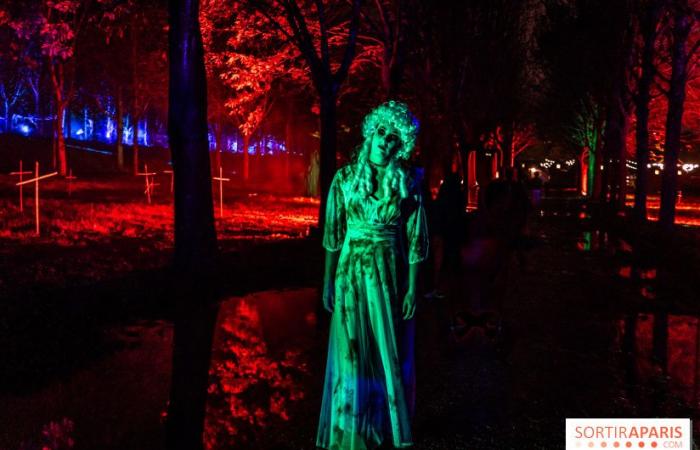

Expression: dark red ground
xmin=2 ymin=173 xmax=700 ymax=449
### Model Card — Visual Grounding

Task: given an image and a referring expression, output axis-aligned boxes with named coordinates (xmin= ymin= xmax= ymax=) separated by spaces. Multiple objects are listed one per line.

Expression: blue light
xmin=123 ymin=125 xmax=133 ymax=145
xmin=7 ymin=95 xmax=302 ymax=158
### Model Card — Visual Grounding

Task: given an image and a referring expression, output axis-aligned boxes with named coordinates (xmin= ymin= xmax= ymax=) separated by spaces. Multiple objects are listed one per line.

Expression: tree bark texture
xmin=165 ymin=0 xmax=220 ymax=449
xmin=633 ymin=0 xmax=663 ymax=222
xmin=659 ymin=5 xmax=691 ymax=231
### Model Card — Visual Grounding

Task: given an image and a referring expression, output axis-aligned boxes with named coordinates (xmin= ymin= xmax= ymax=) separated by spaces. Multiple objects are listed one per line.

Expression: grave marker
xmin=16 ymin=161 xmax=58 ymax=235
xmin=136 ymin=164 xmax=158 ymax=204
xmin=65 ymin=168 xmax=77 ymax=197
xmin=212 ymin=166 xmax=230 ymax=218
xmin=10 ymin=160 xmax=32 ymax=212
xmin=163 ymin=169 xmax=174 ymax=193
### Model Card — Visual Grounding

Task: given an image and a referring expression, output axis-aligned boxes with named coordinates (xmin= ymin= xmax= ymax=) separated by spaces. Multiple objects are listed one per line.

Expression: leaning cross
xmin=136 ymin=164 xmax=158 ymax=204
xmin=16 ymin=161 xmax=58 ymax=235
xmin=10 ymin=160 xmax=32 ymax=212
xmin=65 ymin=168 xmax=77 ymax=197
xmin=163 ymin=169 xmax=174 ymax=193
xmin=212 ymin=166 xmax=230 ymax=218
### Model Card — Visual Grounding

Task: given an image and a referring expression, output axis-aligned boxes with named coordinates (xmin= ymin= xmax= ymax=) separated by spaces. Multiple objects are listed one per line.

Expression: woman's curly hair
xmin=351 ymin=100 xmax=420 ymax=200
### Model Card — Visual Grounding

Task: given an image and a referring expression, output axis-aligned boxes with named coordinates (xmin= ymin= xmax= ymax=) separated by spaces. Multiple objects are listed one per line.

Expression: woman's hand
xmin=323 ymin=278 xmax=335 ymax=313
xmin=323 ymin=250 xmax=340 ymax=313
xmin=402 ymin=289 xmax=416 ymax=320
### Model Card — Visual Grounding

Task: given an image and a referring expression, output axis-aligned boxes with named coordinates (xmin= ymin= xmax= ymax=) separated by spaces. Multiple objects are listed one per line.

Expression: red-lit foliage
xmin=617 ymin=313 xmax=700 ymax=411
xmin=627 ymin=4 xmax=700 ymax=163
xmin=203 ymin=300 xmax=307 ymax=449
xmin=482 ymin=122 xmax=538 ymax=168
xmin=200 ymin=0 xmax=307 ymax=139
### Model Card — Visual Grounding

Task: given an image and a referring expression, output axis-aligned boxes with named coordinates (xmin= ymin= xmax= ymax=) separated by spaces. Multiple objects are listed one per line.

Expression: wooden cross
xmin=136 ymin=164 xmax=158 ymax=204
xmin=9 ymin=160 xmax=32 ymax=213
xmin=163 ymin=169 xmax=174 ymax=193
xmin=212 ymin=166 xmax=230 ymax=218
xmin=16 ymin=161 xmax=58 ymax=235
xmin=65 ymin=168 xmax=77 ymax=197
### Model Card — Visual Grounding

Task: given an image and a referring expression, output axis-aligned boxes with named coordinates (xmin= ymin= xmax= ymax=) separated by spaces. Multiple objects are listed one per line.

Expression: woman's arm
xmin=402 ymin=263 xmax=419 ymax=320
xmin=323 ymin=249 xmax=340 ymax=313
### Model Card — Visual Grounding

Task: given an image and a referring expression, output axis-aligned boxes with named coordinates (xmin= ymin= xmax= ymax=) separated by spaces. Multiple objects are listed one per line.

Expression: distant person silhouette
xmin=455 ymin=168 xmax=529 ymax=352
xmin=433 ymin=166 xmax=466 ymax=296
xmin=529 ymin=171 xmax=543 ymax=208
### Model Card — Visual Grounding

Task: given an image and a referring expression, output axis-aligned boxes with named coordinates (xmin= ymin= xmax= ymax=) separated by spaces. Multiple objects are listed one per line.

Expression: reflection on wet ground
xmin=204 ymin=290 xmax=318 ymax=449
xmin=4 ymin=202 xmax=700 ymax=449
xmin=567 ymin=200 xmax=700 ymax=435
xmin=615 ymin=313 xmax=700 ymax=419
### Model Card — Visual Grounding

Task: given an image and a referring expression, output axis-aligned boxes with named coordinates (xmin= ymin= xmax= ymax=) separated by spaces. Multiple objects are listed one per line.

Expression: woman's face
xmin=369 ymin=123 xmax=401 ymax=167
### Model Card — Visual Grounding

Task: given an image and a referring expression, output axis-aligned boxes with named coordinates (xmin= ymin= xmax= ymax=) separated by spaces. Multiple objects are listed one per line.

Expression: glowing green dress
xmin=317 ymin=164 xmax=429 ymax=450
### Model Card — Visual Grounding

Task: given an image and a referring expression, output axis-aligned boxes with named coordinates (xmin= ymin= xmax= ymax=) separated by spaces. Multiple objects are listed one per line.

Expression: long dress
xmin=316 ymin=164 xmax=429 ymax=450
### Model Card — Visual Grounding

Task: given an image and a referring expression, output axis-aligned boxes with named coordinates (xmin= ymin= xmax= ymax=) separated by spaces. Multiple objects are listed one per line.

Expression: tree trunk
xmin=381 ymin=53 xmax=393 ymax=99
xmin=285 ymin=111 xmax=292 ymax=188
xmin=378 ymin=6 xmax=402 ymax=99
xmin=633 ymin=1 xmax=662 ymax=223
xmin=215 ymin=121 xmax=223 ymax=171
xmin=165 ymin=1 xmax=219 ymax=449
xmin=132 ymin=16 xmax=140 ymax=175
xmin=381 ymin=45 xmax=402 ymax=100
xmin=455 ymin=120 xmax=470 ymax=206
xmin=502 ymin=122 xmax=514 ymax=169
xmin=56 ymin=100 xmax=67 ymax=176
xmin=32 ymin=85 xmax=40 ymax=119
xmin=600 ymin=90 xmax=628 ymax=211
xmin=49 ymin=62 xmax=69 ymax=176
xmin=592 ymin=121 xmax=604 ymax=199
xmin=4 ymin=100 xmax=9 ymax=132
xmin=318 ymin=84 xmax=338 ymax=228
xmin=580 ymin=147 xmax=589 ymax=195
xmin=133 ymin=113 xmax=140 ymax=174
xmin=116 ymin=87 xmax=125 ymax=170
xmin=52 ymin=118 xmax=58 ymax=169
xmin=242 ymin=133 xmax=250 ymax=182
xmin=659 ymin=7 xmax=691 ymax=231
xmin=65 ymin=106 xmax=72 ymax=140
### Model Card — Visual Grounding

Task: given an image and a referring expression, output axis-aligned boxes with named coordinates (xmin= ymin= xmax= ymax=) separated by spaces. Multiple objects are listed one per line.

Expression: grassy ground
xmin=2 ymin=176 xmax=700 ymax=449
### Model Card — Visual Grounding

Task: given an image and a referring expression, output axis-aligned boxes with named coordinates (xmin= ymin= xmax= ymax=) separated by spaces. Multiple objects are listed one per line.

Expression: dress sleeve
xmin=322 ymin=169 xmax=347 ymax=252
xmin=407 ymin=191 xmax=429 ymax=264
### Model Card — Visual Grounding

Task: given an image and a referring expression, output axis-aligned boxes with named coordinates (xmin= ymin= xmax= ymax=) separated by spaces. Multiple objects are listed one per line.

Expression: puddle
xmin=0 ymin=288 xmax=319 ymax=450
xmin=205 ymin=289 xmax=317 ymax=448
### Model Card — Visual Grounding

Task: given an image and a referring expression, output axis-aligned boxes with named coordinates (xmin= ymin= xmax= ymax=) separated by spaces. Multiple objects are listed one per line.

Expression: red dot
xmin=602 ymin=443 xmax=608 ymax=448
xmin=626 ymin=443 xmax=632 ymax=448
xmin=614 ymin=443 xmax=620 ymax=448
xmin=639 ymin=443 xmax=645 ymax=448
xmin=651 ymin=443 xmax=657 ymax=448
